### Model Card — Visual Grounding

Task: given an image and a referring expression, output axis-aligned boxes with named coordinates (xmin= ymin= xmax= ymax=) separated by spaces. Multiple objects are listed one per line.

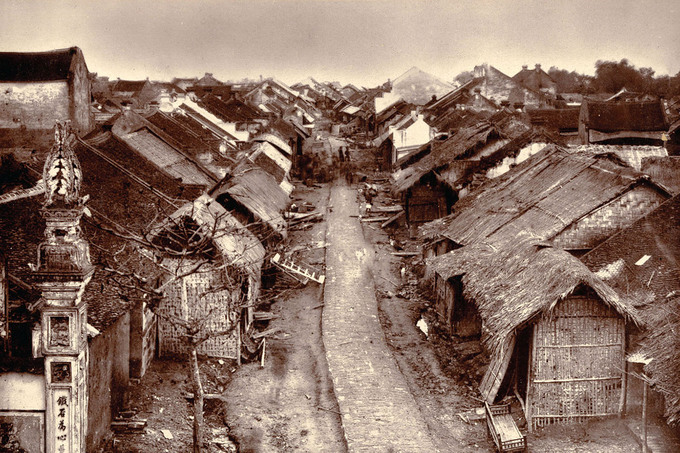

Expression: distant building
xmin=0 ymin=47 xmax=93 ymax=138
xmin=512 ymin=64 xmax=557 ymax=98
xmin=579 ymin=99 xmax=669 ymax=145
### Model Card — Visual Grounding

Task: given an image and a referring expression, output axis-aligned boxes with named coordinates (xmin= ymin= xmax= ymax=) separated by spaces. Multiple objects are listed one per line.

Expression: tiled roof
xmin=583 ymin=99 xmax=669 ymax=132
xmin=0 ymin=47 xmax=82 ymax=82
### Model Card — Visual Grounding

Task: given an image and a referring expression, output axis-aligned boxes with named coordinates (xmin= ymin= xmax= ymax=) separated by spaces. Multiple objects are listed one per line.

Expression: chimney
xmin=522 ymin=65 xmax=528 ymax=70
xmin=535 ymin=64 xmax=541 ymax=73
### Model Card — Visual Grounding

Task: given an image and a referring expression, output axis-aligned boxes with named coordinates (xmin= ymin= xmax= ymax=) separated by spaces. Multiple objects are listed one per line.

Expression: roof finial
xmin=43 ymin=121 xmax=82 ymax=207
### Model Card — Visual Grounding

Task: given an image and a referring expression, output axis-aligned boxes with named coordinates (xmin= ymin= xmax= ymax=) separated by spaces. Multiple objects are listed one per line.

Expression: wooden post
xmin=526 ymin=325 xmax=536 ymax=432
xmin=642 ymin=379 xmax=648 ymax=453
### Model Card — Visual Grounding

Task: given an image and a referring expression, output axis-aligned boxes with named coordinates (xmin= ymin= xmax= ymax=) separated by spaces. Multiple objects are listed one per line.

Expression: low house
xmin=420 ymin=146 xmax=671 ymax=259
xmin=581 ymin=195 xmax=680 ymax=424
xmin=391 ymin=122 xmax=500 ymax=230
xmin=209 ymin=161 xmax=290 ymax=247
xmin=0 ymin=47 xmax=93 ymax=143
xmin=110 ymin=79 xmax=158 ymax=108
xmin=392 ymin=118 xmax=540 ymax=233
xmin=528 ymin=108 xmax=580 ymax=145
xmin=246 ymin=140 xmax=294 ymax=194
xmin=109 ymin=110 xmax=221 ymax=186
xmin=149 ymin=195 xmax=265 ymax=362
xmin=426 ymin=238 xmax=639 ymax=431
xmin=389 ymin=112 xmax=434 ymax=166
xmin=197 ymin=94 xmax=267 ymax=137
xmin=512 ymin=64 xmax=557 ymax=102
xmin=144 ymin=109 xmax=235 ymax=176
xmin=579 ymin=99 xmax=669 ymax=145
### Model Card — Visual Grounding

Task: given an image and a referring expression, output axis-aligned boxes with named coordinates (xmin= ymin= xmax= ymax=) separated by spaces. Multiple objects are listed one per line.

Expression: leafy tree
xmin=594 ymin=59 xmax=649 ymax=93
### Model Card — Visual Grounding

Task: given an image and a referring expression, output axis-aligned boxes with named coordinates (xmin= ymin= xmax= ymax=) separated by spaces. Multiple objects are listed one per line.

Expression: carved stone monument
xmin=33 ymin=122 xmax=93 ymax=453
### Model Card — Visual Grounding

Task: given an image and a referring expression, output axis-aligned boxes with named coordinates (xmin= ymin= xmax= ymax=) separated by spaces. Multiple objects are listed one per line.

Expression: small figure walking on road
xmin=338 ymin=146 xmax=345 ymax=162
xmin=344 ymin=148 xmax=351 ymax=162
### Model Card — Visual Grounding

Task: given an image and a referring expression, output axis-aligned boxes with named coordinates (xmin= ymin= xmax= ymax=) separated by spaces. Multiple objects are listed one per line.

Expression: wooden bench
xmin=485 ymin=402 xmax=527 ymax=452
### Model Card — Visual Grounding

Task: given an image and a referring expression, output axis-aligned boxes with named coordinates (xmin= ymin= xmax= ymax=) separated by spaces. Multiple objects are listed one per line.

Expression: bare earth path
xmin=223 ymin=184 xmax=346 ymax=453
xmin=323 ymin=183 xmax=438 ymax=453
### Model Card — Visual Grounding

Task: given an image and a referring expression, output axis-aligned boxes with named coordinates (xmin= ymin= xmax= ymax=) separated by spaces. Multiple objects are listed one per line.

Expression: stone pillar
xmin=34 ymin=122 xmax=93 ymax=453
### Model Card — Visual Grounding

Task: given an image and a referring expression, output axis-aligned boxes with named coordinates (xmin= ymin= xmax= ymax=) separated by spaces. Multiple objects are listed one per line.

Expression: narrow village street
xmin=322 ymin=183 xmax=437 ymax=452
xmin=2 ymin=13 xmax=680 ymax=451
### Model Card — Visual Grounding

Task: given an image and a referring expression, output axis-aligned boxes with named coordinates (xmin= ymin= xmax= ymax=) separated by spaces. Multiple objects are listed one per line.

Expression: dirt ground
xmin=108 ymin=134 xmax=644 ymax=452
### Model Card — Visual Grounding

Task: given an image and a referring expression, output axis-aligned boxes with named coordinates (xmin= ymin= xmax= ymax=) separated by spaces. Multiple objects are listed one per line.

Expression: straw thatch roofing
xmin=573 ymin=144 xmax=667 ymax=171
xmin=391 ymin=122 xmax=499 ymax=194
xmin=528 ymin=108 xmax=580 ymax=132
xmin=149 ymin=194 xmax=265 ymax=277
xmin=581 ymin=195 xmax=680 ymax=423
xmin=210 ymin=162 xmax=290 ymax=237
xmin=427 ymin=236 xmax=639 ymax=354
xmin=641 ymin=156 xmax=680 ymax=195
xmin=422 ymin=146 xmax=669 ymax=247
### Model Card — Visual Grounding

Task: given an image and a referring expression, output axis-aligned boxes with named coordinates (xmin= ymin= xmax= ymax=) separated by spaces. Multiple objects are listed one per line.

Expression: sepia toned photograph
xmin=0 ymin=1 xmax=679 ymax=451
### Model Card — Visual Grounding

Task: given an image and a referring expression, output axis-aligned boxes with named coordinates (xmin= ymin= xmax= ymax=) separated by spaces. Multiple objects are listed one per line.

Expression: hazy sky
xmin=1 ymin=0 xmax=678 ymax=87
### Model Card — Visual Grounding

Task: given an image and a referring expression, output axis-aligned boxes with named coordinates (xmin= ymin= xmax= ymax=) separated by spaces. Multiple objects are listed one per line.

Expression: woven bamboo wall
xmin=157 ymin=263 xmax=239 ymax=359
xmin=553 ymin=185 xmax=665 ymax=250
xmin=530 ymin=295 xmax=625 ymax=429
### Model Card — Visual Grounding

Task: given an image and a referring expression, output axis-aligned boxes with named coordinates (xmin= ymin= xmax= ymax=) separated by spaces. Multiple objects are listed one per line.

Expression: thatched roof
xmin=641 ymin=156 xmax=680 ymax=195
xmin=581 ymin=195 xmax=680 ymax=423
xmin=391 ymin=122 xmax=499 ymax=194
xmin=421 ymin=145 xmax=669 ymax=247
xmin=427 ymin=235 xmax=639 ymax=354
xmin=210 ymin=162 xmax=290 ymax=237
xmin=573 ymin=144 xmax=667 ymax=171
xmin=149 ymin=195 xmax=265 ymax=278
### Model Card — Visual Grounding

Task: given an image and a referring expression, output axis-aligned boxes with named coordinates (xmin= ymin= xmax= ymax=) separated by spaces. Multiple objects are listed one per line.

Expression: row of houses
xmin=0 ymin=47 xmax=311 ymax=452
xmin=393 ymin=132 xmax=680 ymax=431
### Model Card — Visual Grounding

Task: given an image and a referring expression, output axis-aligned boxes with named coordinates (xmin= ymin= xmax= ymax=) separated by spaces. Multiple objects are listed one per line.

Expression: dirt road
xmin=223 ymin=184 xmax=347 ymax=453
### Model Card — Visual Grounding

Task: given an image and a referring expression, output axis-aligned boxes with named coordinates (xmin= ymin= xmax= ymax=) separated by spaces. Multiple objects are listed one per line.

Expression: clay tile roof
xmin=583 ymin=100 xmax=668 ymax=132
xmin=0 ymin=47 xmax=82 ymax=82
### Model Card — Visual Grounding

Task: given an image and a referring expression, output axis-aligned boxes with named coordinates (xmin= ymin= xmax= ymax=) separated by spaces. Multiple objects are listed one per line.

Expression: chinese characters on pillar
xmin=54 ymin=389 xmax=70 ymax=453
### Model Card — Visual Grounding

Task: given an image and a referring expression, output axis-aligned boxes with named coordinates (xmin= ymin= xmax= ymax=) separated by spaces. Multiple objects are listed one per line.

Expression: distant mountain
xmin=390 ymin=67 xmax=454 ymax=105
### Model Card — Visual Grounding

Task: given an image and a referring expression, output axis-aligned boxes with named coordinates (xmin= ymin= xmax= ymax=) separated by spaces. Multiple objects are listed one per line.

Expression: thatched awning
xmin=426 ymin=235 xmax=640 ymax=355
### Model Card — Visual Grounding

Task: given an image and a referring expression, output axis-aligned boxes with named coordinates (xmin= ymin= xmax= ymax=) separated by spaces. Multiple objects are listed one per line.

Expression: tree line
xmin=548 ymin=59 xmax=680 ymax=97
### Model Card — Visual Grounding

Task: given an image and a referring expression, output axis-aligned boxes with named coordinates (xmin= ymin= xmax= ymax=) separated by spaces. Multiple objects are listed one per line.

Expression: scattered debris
xmin=272 ymin=253 xmax=326 ymax=284
xmin=416 ymin=318 xmax=429 ymax=337
xmin=253 ymin=311 xmax=278 ymax=321
xmin=317 ymin=406 xmax=342 ymax=415
xmin=391 ymin=251 xmax=419 ymax=257
xmin=361 ymin=216 xmax=390 ymax=223
xmin=161 ymin=429 xmax=174 ymax=440
xmin=253 ymin=327 xmax=281 ymax=339
xmin=260 ymin=338 xmax=266 ymax=368
xmin=111 ymin=419 xmax=147 ymax=433
xmin=381 ymin=210 xmax=404 ymax=228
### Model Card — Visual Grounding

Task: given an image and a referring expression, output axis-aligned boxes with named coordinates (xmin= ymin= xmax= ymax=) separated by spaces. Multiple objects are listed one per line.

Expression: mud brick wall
xmin=0 ymin=81 xmax=70 ymax=130
xmin=553 ymin=185 xmax=666 ymax=250
xmin=87 ymin=313 xmax=130 ymax=451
